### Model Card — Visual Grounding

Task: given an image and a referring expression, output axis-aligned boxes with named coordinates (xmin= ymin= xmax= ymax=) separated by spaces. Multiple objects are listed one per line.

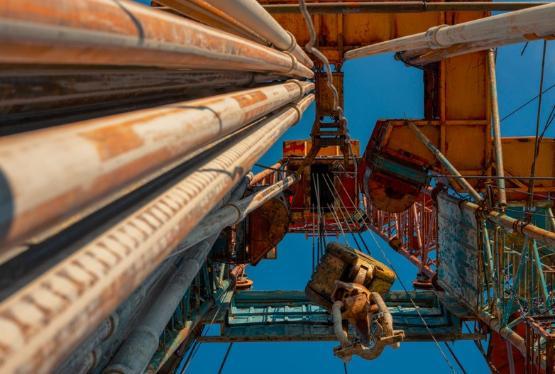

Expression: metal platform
xmin=199 ymin=290 xmax=483 ymax=343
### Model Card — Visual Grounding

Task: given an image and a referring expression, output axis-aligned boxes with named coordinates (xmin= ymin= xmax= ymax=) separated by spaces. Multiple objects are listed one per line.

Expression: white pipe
xmin=204 ymin=0 xmax=314 ymax=68
xmin=345 ymin=3 xmax=555 ymax=60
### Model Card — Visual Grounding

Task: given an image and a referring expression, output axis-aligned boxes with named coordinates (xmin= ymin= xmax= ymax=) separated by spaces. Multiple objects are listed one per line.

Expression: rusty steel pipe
xmin=0 ymin=93 xmax=314 ymax=374
xmin=203 ymin=0 xmax=314 ymax=69
xmin=0 ymin=68 xmax=282 ymax=116
xmin=487 ymin=50 xmax=507 ymax=208
xmin=56 ymin=178 xmax=248 ymax=374
xmin=153 ymin=0 xmax=268 ymax=44
xmin=0 ymin=81 xmax=313 ymax=252
xmin=249 ymin=161 xmax=283 ymax=186
xmin=105 ymin=236 xmax=220 ymax=374
xmin=345 ymin=3 xmax=555 ymax=61
xmin=264 ymin=2 xmax=547 ymax=13
xmin=176 ymin=170 xmax=303 ymax=252
xmin=0 ymin=0 xmax=313 ymax=78
xmin=461 ymin=200 xmax=555 ymax=248
xmin=408 ymin=123 xmax=483 ymax=202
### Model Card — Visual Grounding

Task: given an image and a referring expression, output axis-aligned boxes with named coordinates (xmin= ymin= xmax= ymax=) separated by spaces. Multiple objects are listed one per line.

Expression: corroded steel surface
xmin=501 ymin=137 xmax=555 ymax=201
xmin=0 ymin=93 xmax=312 ymax=373
xmin=0 ymin=81 xmax=312 ymax=252
xmin=437 ymin=193 xmax=479 ymax=310
xmin=203 ymin=0 xmax=314 ymax=68
xmin=0 ymin=0 xmax=313 ymax=78
xmin=247 ymin=196 xmax=290 ymax=265
xmin=153 ymin=0 xmax=269 ymax=44
xmin=263 ymin=1 xmax=547 ymax=13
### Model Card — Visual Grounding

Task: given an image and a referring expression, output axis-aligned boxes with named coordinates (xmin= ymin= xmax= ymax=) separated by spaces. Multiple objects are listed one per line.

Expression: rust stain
xmin=6 ymin=141 xmax=176 ymax=247
xmin=78 ymin=108 xmax=181 ymax=161
xmin=79 ymin=122 xmax=144 ymax=162
xmin=231 ymin=90 xmax=268 ymax=108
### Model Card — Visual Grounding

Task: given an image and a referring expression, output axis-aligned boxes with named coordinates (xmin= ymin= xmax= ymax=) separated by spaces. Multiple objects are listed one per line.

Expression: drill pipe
xmin=0 ymin=94 xmax=314 ymax=374
xmin=105 ymin=236 xmax=220 ymax=374
xmin=202 ymin=0 xmax=314 ymax=68
xmin=153 ymin=0 xmax=269 ymax=45
xmin=0 ymin=81 xmax=313 ymax=252
xmin=55 ymin=177 xmax=249 ymax=374
xmin=176 ymin=172 xmax=301 ymax=252
xmin=0 ymin=0 xmax=313 ymax=78
xmin=345 ymin=3 xmax=555 ymax=61
xmin=0 ymin=68 xmax=282 ymax=118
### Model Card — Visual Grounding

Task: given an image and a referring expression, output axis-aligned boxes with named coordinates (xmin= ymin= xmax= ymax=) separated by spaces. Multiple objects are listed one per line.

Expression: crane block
xmin=306 ymin=242 xmax=404 ymax=361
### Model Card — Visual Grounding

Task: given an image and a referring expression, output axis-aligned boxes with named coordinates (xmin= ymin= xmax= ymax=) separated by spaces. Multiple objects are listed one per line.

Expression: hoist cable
xmin=443 ymin=341 xmax=468 ymax=374
xmin=322 ymin=174 xmax=363 ymax=249
xmin=501 ymin=82 xmax=555 ymax=123
xmin=179 ymin=300 xmax=226 ymax=373
xmin=217 ymin=343 xmax=234 ymax=374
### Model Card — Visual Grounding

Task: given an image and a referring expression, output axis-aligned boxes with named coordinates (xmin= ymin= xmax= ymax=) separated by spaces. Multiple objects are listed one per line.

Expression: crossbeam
xmin=199 ymin=290 xmax=482 ymax=343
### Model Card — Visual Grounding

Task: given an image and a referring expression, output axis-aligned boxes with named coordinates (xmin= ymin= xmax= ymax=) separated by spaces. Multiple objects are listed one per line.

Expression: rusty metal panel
xmin=247 ymin=196 xmax=290 ymax=265
xmin=437 ymin=193 xmax=479 ymax=310
xmin=444 ymin=53 xmax=488 ymax=120
xmin=444 ymin=124 xmax=489 ymax=170
xmin=503 ymin=138 xmax=555 ymax=189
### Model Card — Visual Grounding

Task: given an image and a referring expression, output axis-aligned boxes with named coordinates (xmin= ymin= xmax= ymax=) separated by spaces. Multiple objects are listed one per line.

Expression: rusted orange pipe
xmin=202 ymin=0 xmax=314 ymax=69
xmin=462 ymin=200 xmax=555 ymax=247
xmin=0 ymin=94 xmax=314 ymax=373
xmin=153 ymin=0 xmax=268 ymax=44
xmin=0 ymin=68 xmax=282 ymax=124
xmin=249 ymin=161 xmax=283 ymax=186
xmin=0 ymin=81 xmax=313 ymax=253
xmin=0 ymin=0 xmax=313 ymax=78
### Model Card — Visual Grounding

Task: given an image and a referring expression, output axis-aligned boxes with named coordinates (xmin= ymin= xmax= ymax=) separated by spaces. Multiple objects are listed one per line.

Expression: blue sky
xmin=132 ymin=1 xmax=554 ymax=371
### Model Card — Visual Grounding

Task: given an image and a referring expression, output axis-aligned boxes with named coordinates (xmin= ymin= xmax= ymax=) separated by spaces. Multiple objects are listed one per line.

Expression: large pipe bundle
xmin=0 ymin=81 xmax=313 ymax=253
xmin=0 ymin=93 xmax=314 ymax=373
xmin=0 ymin=0 xmax=313 ymax=77
xmin=0 ymin=0 xmax=317 ymax=372
xmin=344 ymin=3 xmax=555 ymax=63
xmin=202 ymin=0 xmax=314 ymax=68
xmin=156 ymin=0 xmax=314 ymax=68
xmin=0 ymin=68 xmax=282 ymax=128
xmin=0 ymin=0 xmax=314 ymax=373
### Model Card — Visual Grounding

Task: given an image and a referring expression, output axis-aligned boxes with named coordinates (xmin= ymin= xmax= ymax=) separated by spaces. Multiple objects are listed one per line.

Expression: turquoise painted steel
xmin=199 ymin=290 xmax=481 ymax=342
